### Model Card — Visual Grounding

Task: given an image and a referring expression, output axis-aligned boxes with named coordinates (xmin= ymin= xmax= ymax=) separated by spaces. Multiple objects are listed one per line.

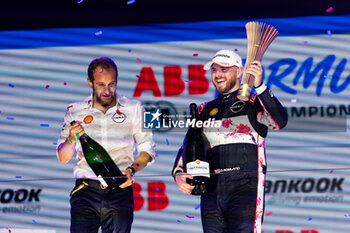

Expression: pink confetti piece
xmin=329 ymin=169 xmax=334 ymax=174
xmin=186 ymin=215 xmax=194 ymax=219
xmin=193 ymin=53 xmax=198 ymax=56
xmin=64 ymin=82 xmax=67 ymax=85
xmin=265 ymin=211 xmax=273 ymax=216
xmin=325 ymin=7 xmax=333 ymax=13
xmin=95 ymin=31 xmax=103 ymax=36
xmin=234 ymin=49 xmax=238 ymax=51
xmin=15 ymin=190 xmax=24 ymax=194
xmin=136 ymin=75 xmax=141 ymax=79
xmin=77 ymin=0 xmax=84 ymax=3
xmin=45 ymin=85 xmax=50 ymax=89
xmin=136 ymin=58 xmax=142 ymax=63
xmin=127 ymin=0 xmax=135 ymax=5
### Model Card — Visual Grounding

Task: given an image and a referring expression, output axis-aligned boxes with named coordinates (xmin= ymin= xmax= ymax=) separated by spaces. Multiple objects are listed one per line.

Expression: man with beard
xmin=172 ymin=50 xmax=288 ymax=233
xmin=57 ymin=57 xmax=156 ymax=233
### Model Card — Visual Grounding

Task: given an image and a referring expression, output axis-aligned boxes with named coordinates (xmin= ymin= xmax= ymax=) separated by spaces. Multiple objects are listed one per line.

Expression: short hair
xmin=87 ymin=57 xmax=118 ymax=82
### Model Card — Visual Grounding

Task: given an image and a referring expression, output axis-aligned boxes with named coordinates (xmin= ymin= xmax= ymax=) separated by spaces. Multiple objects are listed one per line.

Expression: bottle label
xmin=186 ymin=160 xmax=210 ymax=178
xmin=98 ymin=175 xmax=109 ymax=189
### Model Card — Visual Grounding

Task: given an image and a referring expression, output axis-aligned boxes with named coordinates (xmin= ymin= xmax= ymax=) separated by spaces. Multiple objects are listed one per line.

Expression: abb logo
xmin=263 ymin=230 xmax=319 ymax=233
xmin=133 ymin=65 xmax=209 ymax=97
xmin=133 ymin=181 xmax=169 ymax=211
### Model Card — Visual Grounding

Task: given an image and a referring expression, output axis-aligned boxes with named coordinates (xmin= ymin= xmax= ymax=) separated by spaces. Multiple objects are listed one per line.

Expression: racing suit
xmin=172 ymin=84 xmax=288 ymax=233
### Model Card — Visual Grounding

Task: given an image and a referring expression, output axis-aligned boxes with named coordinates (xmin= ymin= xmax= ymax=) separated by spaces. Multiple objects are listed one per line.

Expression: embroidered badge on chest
xmin=230 ymin=101 xmax=246 ymax=113
xmin=112 ymin=109 xmax=126 ymax=123
xmin=83 ymin=115 xmax=94 ymax=124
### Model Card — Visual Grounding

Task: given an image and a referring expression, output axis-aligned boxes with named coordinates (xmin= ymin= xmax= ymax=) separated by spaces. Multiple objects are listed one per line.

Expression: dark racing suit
xmin=172 ymin=84 xmax=288 ymax=233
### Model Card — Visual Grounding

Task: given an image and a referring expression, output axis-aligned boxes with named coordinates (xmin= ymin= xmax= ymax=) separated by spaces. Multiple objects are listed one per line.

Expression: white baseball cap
xmin=203 ymin=49 xmax=243 ymax=70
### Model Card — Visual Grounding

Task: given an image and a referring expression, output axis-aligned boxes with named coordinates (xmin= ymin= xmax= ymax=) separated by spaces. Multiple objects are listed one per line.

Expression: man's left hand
xmin=119 ymin=169 xmax=134 ymax=189
xmin=245 ymin=60 xmax=263 ymax=87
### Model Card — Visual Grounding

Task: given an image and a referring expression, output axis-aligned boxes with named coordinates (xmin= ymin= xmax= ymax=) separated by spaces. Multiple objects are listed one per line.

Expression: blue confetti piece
xmin=8 ymin=84 xmax=14 ymax=88
xmin=327 ymin=30 xmax=332 ymax=36
xmin=195 ymin=204 xmax=201 ymax=210
xmin=155 ymin=188 xmax=160 ymax=191
xmin=177 ymin=220 xmax=181 ymax=223
xmin=166 ymin=138 xmax=169 ymax=145
xmin=6 ymin=117 xmax=15 ymax=120
xmin=303 ymin=41 xmax=308 ymax=45
xmin=40 ymin=124 xmax=50 ymax=127
xmin=127 ymin=0 xmax=135 ymax=5
xmin=184 ymin=80 xmax=193 ymax=83
xmin=53 ymin=142 xmax=57 ymax=145
xmin=16 ymin=176 xmax=22 ymax=178
xmin=308 ymin=217 xmax=312 ymax=221
xmin=128 ymin=49 xmax=132 ymax=53
xmin=32 ymin=219 xmax=37 ymax=224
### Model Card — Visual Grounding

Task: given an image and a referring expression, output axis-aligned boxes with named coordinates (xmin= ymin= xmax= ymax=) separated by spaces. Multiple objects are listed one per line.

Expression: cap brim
xmin=203 ymin=61 xmax=213 ymax=70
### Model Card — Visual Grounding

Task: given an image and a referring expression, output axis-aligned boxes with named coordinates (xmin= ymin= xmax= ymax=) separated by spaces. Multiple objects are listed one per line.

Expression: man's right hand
xmin=67 ymin=121 xmax=85 ymax=144
xmin=175 ymin=172 xmax=195 ymax=194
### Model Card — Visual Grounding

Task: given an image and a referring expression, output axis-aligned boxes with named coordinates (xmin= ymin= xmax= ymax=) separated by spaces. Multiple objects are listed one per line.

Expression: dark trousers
xmin=200 ymin=174 xmax=262 ymax=233
xmin=70 ymin=179 xmax=134 ymax=233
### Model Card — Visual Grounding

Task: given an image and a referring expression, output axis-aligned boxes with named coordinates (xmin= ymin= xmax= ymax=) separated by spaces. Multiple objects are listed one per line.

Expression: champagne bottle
xmin=70 ymin=121 xmax=126 ymax=191
xmin=182 ymin=103 xmax=211 ymax=195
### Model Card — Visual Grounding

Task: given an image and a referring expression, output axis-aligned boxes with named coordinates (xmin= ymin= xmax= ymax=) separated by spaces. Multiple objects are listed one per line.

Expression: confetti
xmin=53 ymin=142 xmax=57 ymax=145
xmin=127 ymin=0 xmax=135 ymax=5
xmin=193 ymin=53 xmax=198 ymax=56
xmin=177 ymin=220 xmax=181 ymax=223
xmin=186 ymin=215 xmax=194 ymax=219
xmin=128 ymin=49 xmax=132 ymax=53
xmin=45 ymin=85 xmax=50 ymax=89
xmin=303 ymin=41 xmax=308 ymax=45
xmin=77 ymin=0 xmax=84 ymax=3
xmin=323 ymin=75 xmax=332 ymax=79
xmin=194 ymin=204 xmax=201 ymax=210
xmin=290 ymin=99 xmax=297 ymax=103
xmin=329 ymin=169 xmax=334 ymax=174
xmin=136 ymin=75 xmax=141 ymax=79
xmin=155 ymin=188 xmax=160 ymax=191
xmin=16 ymin=176 xmax=22 ymax=178
xmin=95 ymin=31 xmax=103 ymax=36
xmin=32 ymin=219 xmax=37 ymax=224
xmin=325 ymin=7 xmax=333 ymax=13
xmin=6 ymin=117 xmax=15 ymax=120
xmin=40 ymin=124 xmax=50 ymax=127
xmin=166 ymin=138 xmax=169 ymax=145
xmin=308 ymin=217 xmax=312 ymax=221
xmin=64 ymin=82 xmax=67 ymax=85
xmin=9 ymin=84 xmax=15 ymax=88
xmin=265 ymin=211 xmax=273 ymax=216
xmin=234 ymin=49 xmax=238 ymax=51
xmin=327 ymin=30 xmax=332 ymax=36
xmin=136 ymin=58 xmax=142 ymax=63
xmin=15 ymin=190 xmax=24 ymax=194
xmin=184 ymin=80 xmax=193 ymax=83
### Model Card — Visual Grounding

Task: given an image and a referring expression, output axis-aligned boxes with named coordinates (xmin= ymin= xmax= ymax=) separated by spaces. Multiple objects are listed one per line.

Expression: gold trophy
xmin=237 ymin=22 xmax=279 ymax=101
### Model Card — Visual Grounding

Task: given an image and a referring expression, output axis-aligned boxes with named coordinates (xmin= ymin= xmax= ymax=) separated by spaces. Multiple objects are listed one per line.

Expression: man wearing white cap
xmin=173 ymin=49 xmax=288 ymax=232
